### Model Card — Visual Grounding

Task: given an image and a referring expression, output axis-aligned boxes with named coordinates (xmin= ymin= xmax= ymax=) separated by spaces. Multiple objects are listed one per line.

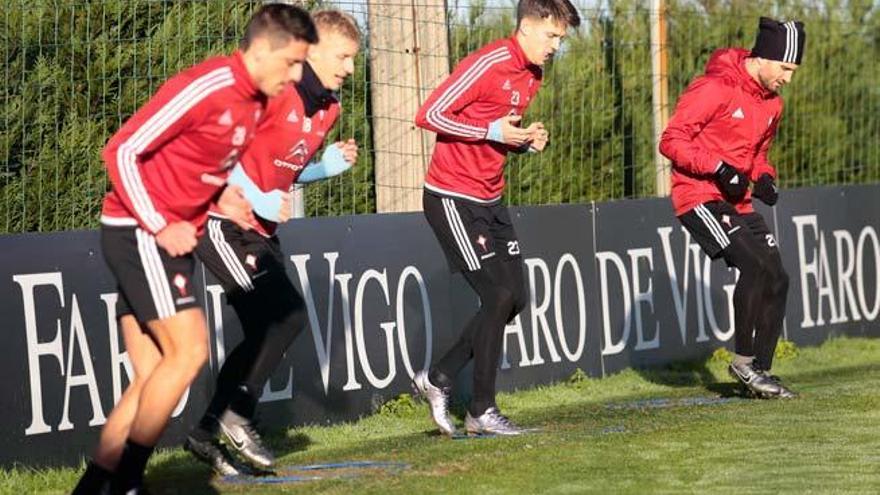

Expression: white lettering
xmin=597 ymin=252 xmax=632 ymax=356
xmin=14 ymin=272 xmax=65 ymax=436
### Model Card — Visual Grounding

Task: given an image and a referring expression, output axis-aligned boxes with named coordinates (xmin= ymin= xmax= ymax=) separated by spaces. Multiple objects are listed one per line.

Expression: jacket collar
xmin=296 ymin=62 xmax=335 ymax=116
xmin=230 ymin=50 xmax=261 ymax=98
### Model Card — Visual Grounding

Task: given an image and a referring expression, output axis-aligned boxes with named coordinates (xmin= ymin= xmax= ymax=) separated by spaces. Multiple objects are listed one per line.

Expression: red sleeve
xmin=415 ymin=45 xmax=512 ymax=142
xmin=751 ymin=106 xmax=782 ymax=181
xmin=102 ymin=65 xmax=235 ymax=233
xmin=659 ymin=77 xmax=729 ymax=176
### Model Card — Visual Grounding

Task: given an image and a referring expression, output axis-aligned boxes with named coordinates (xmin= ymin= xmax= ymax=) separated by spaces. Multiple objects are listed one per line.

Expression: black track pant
xmin=432 ymin=258 xmax=527 ymax=417
xmin=196 ymin=217 xmax=307 ymax=426
xmin=679 ymin=203 xmax=789 ymax=370
xmin=720 ymin=215 xmax=789 ymax=370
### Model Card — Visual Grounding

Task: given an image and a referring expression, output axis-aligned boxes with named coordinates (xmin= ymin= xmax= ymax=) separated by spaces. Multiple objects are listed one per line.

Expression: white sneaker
xmin=412 ymin=371 xmax=456 ymax=436
xmin=465 ymin=407 xmax=523 ymax=436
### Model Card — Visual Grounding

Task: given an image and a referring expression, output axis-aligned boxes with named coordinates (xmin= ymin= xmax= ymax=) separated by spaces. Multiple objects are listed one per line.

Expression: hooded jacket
xmin=660 ymin=48 xmax=782 ymax=215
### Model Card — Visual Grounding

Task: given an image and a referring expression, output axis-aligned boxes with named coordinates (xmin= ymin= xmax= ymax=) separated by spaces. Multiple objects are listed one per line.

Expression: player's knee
xmin=174 ymin=339 xmax=209 ymax=375
xmin=487 ymin=286 xmax=517 ymax=316
xmin=191 ymin=339 xmax=210 ymax=368
xmin=288 ymin=304 xmax=308 ymax=333
xmin=770 ymin=264 xmax=790 ymax=296
xmin=266 ymin=304 xmax=307 ymax=350
xmin=127 ymin=373 xmax=149 ymax=393
xmin=737 ymin=250 xmax=767 ymax=278
xmin=511 ymin=285 xmax=527 ymax=317
xmin=166 ymin=335 xmax=208 ymax=374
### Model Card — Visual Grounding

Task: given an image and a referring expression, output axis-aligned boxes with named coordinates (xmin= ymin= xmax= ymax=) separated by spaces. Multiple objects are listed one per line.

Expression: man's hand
xmin=715 ymin=162 xmax=748 ymax=200
xmin=526 ymin=122 xmax=549 ymax=152
xmin=495 ymin=114 xmax=533 ymax=147
xmin=155 ymin=221 xmax=197 ymax=257
xmin=752 ymin=173 xmax=779 ymax=206
xmin=336 ymin=139 xmax=358 ymax=165
xmin=217 ymin=184 xmax=256 ymax=230
xmin=277 ymin=191 xmax=294 ymax=223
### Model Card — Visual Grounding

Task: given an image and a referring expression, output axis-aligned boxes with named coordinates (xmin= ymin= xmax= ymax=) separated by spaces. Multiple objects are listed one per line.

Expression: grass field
xmin=4 ymin=337 xmax=880 ymax=494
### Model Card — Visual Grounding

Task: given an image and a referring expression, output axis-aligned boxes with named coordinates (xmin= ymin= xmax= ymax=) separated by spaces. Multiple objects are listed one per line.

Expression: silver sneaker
xmin=465 ymin=407 xmax=523 ymax=436
xmin=760 ymin=371 xmax=799 ymax=399
xmin=412 ymin=370 xmax=457 ymax=436
xmin=184 ymin=434 xmax=243 ymax=476
xmin=214 ymin=410 xmax=275 ymax=468
xmin=728 ymin=362 xmax=783 ymax=398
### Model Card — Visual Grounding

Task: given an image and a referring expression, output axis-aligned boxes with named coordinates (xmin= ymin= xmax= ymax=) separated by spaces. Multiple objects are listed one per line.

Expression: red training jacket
xmin=101 ymin=50 xmax=266 ymax=233
xmin=415 ymin=36 xmax=542 ymax=203
xmin=209 ymin=83 xmax=339 ymax=237
xmin=660 ymin=48 xmax=782 ymax=216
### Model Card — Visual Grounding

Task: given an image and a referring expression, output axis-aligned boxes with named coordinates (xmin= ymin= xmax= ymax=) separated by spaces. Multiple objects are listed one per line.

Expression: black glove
xmin=752 ymin=173 xmax=779 ymax=206
xmin=714 ymin=162 xmax=748 ymax=200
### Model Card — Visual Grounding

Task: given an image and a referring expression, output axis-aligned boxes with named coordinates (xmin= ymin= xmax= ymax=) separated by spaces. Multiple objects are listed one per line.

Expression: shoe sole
xmin=184 ymin=439 xmax=241 ymax=476
xmin=465 ymin=429 xmax=523 ymax=436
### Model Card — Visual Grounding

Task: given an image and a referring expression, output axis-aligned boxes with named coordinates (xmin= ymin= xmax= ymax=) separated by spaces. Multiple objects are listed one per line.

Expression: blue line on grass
xmin=600 ymin=425 xmax=628 ymax=434
xmin=292 ymin=460 xmax=410 ymax=471
xmin=220 ymin=460 xmax=410 ymax=485
xmin=221 ymin=474 xmax=322 ymax=485
xmin=606 ymin=396 xmax=745 ymax=410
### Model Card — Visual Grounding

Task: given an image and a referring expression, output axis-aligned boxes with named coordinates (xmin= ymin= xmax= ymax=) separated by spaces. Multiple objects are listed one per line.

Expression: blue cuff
xmin=297 ymin=144 xmax=352 ymax=183
xmin=226 ymin=164 xmax=286 ymax=222
xmin=487 ymin=119 xmax=504 ymax=143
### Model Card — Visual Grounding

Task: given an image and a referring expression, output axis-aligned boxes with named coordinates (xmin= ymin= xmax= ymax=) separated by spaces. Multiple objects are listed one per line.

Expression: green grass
xmin=5 ymin=337 xmax=880 ymax=494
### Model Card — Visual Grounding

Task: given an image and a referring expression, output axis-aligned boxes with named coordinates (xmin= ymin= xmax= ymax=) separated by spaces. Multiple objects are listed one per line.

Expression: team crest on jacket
xmin=273 ymin=138 xmax=309 ymax=171
xmin=173 ymin=274 xmax=189 ymax=297
xmin=476 ymin=234 xmax=489 ymax=252
xmin=245 ymin=254 xmax=257 ymax=270
xmin=286 ymin=139 xmax=309 ymax=163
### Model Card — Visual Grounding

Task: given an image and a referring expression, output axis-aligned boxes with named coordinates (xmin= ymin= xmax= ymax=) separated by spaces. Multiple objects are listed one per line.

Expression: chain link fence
xmin=1 ymin=0 xmax=878 ymax=233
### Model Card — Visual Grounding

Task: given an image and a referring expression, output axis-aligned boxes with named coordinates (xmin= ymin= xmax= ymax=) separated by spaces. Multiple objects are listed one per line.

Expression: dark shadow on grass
xmin=771 ymin=362 xmax=880 ymax=384
xmin=146 ymin=431 xmax=315 ymax=493
xmin=146 ymin=453 xmax=220 ymax=495
xmin=272 ymin=431 xmax=313 ymax=454
xmin=634 ymin=359 xmax=720 ymax=389
xmin=632 ymin=357 xmax=747 ymax=398
xmin=704 ymin=382 xmax=749 ymax=398
xmin=142 ymin=363 xmax=880 ymax=492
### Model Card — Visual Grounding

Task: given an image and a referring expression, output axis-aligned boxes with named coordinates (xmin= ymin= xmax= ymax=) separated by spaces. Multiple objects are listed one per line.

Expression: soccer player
xmin=72 ymin=5 xmax=317 ymax=494
xmin=412 ymin=0 xmax=580 ymax=436
xmin=659 ymin=17 xmax=804 ymax=399
xmin=183 ymin=10 xmax=360 ymax=474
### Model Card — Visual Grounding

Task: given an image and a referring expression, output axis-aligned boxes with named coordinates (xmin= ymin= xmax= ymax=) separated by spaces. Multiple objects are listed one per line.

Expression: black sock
xmin=227 ymin=384 xmax=259 ymax=419
xmin=428 ymin=369 xmax=453 ymax=389
xmin=469 ymin=401 xmax=494 ymax=418
xmin=111 ymin=440 xmax=154 ymax=491
xmin=190 ymin=420 xmax=218 ymax=442
xmin=71 ymin=460 xmax=112 ymax=495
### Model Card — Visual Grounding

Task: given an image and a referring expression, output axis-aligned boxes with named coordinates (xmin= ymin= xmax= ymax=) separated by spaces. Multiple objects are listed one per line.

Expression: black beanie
xmin=750 ymin=17 xmax=806 ymax=65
